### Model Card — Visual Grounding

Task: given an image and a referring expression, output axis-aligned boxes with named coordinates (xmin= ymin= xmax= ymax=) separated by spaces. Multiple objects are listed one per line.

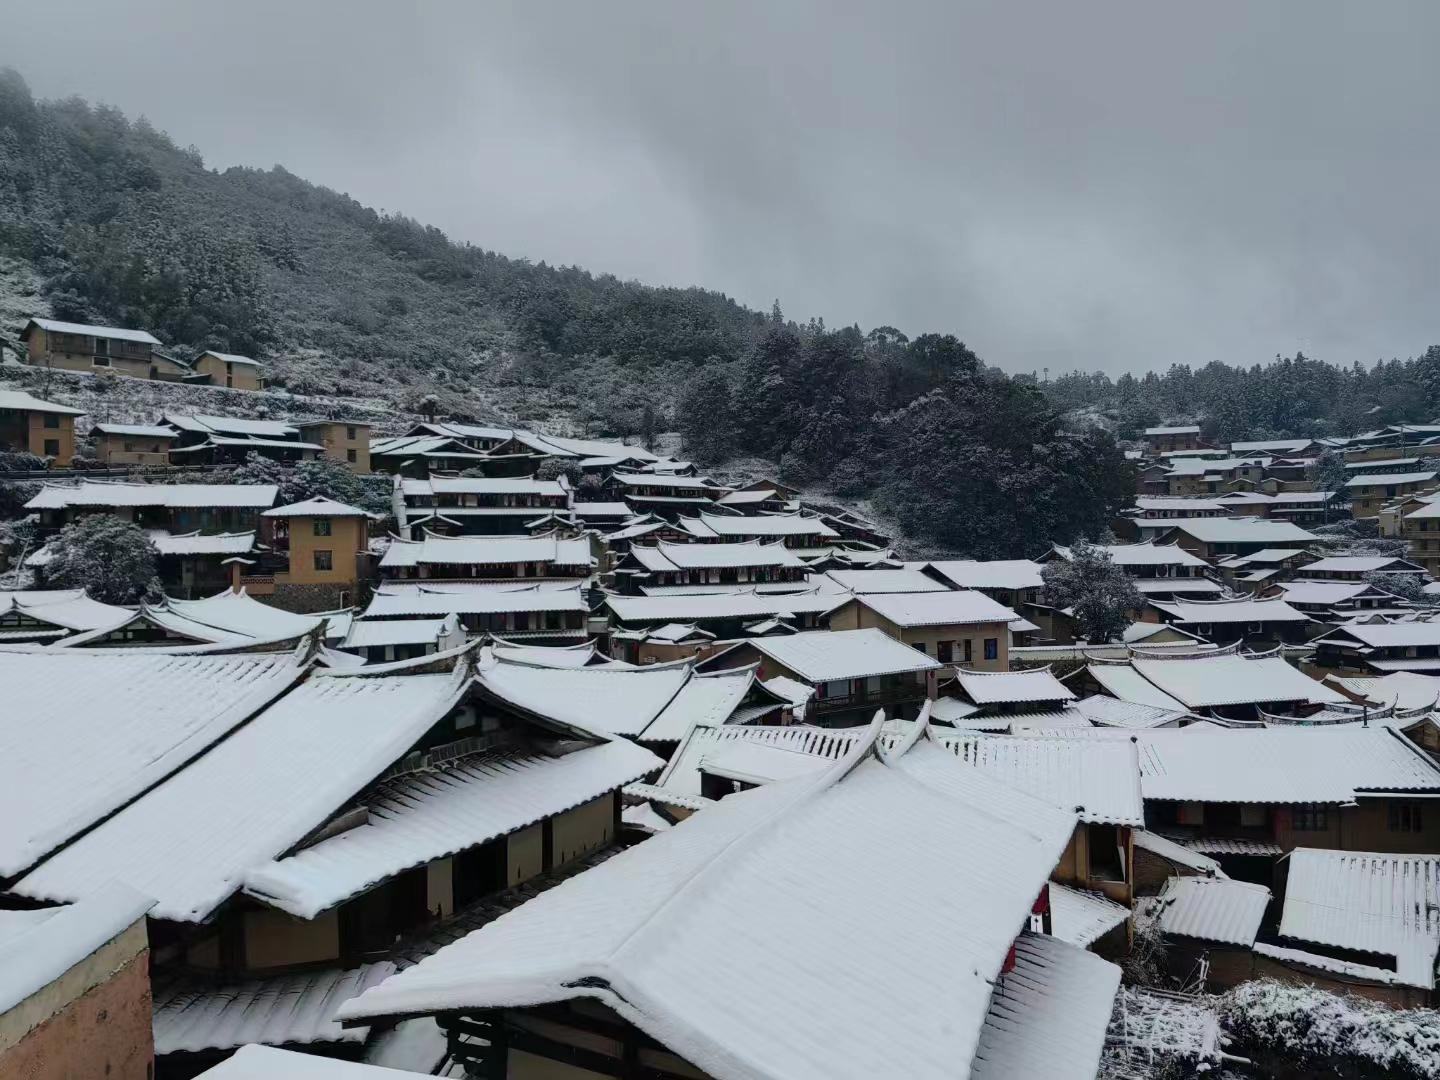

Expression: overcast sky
xmin=5 ymin=0 xmax=1438 ymax=375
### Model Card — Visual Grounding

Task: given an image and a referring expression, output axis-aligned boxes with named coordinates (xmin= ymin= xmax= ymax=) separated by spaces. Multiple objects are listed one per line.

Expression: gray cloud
xmin=4 ymin=0 xmax=1438 ymax=374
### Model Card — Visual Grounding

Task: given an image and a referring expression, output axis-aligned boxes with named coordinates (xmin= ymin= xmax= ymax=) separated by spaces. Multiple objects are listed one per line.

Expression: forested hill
xmin=0 ymin=68 xmax=765 ymax=416
xmin=0 ymin=68 xmax=1144 ymax=557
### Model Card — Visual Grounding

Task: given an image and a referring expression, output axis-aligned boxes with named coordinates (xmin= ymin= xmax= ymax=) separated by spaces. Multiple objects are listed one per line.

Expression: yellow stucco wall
xmin=25 ymin=412 xmax=75 ymax=464
xmin=507 ymin=823 xmax=545 ymax=886
xmin=194 ymin=353 xmax=263 ymax=390
xmin=283 ymin=514 xmax=366 ymax=587
xmin=300 ymin=422 xmax=371 ymax=473
xmin=830 ymin=601 xmax=1009 ymax=670
xmin=242 ymin=908 xmax=341 ymax=970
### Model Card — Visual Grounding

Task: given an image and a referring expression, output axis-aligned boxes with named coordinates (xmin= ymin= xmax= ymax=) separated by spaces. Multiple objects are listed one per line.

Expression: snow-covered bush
xmin=1220 ymin=980 xmax=1440 ymax=1080
xmin=44 ymin=515 xmax=161 ymax=604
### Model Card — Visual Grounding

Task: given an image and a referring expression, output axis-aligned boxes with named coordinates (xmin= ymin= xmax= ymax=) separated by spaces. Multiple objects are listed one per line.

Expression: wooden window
xmin=42 ymin=413 xmax=59 ymax=429
xmin=313 ymin=550 xmax=333 ymax=571
xmin=313 ymin=518 xmax=333 ymax=537
xmin=1292 ymin=803 xmax=1328 ymax=831
xmin=347 ymin=425 xmax=357 ymax=439
xmin=963 ymin=639 xmax=973 ymax=663
xmin=984 ymin=638 xmax=998 ymax=661
xmin=43 ymin=439 xmax=59 ymax=457
xmin=1388 ymin=802 xmax=1424 ymax=833
xmin=347 ymin=448 xmax=357 ymax=463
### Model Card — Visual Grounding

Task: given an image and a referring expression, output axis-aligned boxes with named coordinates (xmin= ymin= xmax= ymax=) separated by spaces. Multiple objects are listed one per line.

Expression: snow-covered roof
xmin=1326 ymin=672 xmax=1440 ymax=710
xmin=605 ymin=587 xmax=845 ymax=623
xmin=924 ymin=559 xmax=1046 ymax=591
xmin=1345 ymin=470 xmax=1440 ymax=487
xmin=1047 ymin=883 xmax=1132 ymax=948
xmin=1072 ymin=694 xmax=1187 ymax=728
xmin=1150 ymin=596 xmax=1311 ymax=624
xmin=1230 ymin=438 xmax=1314 ymax=454
xmin=1086 ymin=664 xmax=1190 ymax=710
xmin=338 ymin=717 xmax=1083 ymax=1080
xmin=145 ymin=530 xmax=256 ymax=557
xmin=1304 ymin=555 xmax=1423 ymax=573
xmin=341 ymin=617 xmax=456 ymax=649
xmin=489 ymin=639 xmax=610 ymax=668
xmin=852 ymin=590 xmax=1019 ymax=628
xmin=970 ymin=932 xmax=1120 ymax=1080
xmin=153 ymin=963 xmax=395 ymax=1055
xmin=364 ymin=583 xmax=589 ymax=618
xmin=476 ymin=654 xmax=692 ymax=737
xmin=1127 ymin=727 xmax=1440 ymax=803
xmin=399 ymin=476 xmax=566 ymax=498
xmin=170 ymin=435 xmax=326 ymax=453
xmin=149 ymin=589 xmax=335 ymax=642
xmin=1149 ymin=876 xmax=1269 ymax=946
xmin=0 ymin=649 xmax=308 ymax=878
xmin=25 ymin=481 xmax=278 ymax=510
xmin=507 ymin=430 xmax=661 ymax=461
xmin=1054 ymin=542 xmax=1208 ymax=568
xmin=1276 ymin=580 xmax=1389 ymax=606
xmin=246 ymin=739 xmax=660 ymax=919
xmin=197 ymin=350 xmax=261 ymax=367
xmin=747 ymin=628 xmax=939 ymax=681
xmin=628 ymin=540 xmax=803 ymax=571
xmin=27 ymin=317 xmax=161 ymax=344
xmin=379 ymin=534 xmax=591 ymax=568
xmin=1320 ymin=621 xmax=1440 ymax=649
xmin=0 ymin=589 xmax=134 ymax=631
xmin=1278 ymin=848 xmax=1440 ymax=989
xmin=1132 ymin=830 xmax=1225 ymax=876
xmin=263 ymin=496 xmax=369 ymax=518
xmin=1130 ymin=577 xmax=1225 ymax=595
xmin=639 ymin=669 xmax=768 ymax=743
xmin=1162 ymin=519 xmax=1319 ymax=544
xmin=957 ymin=667 xmax=1076 ymax=706
xmin=165 ymin=413 xmax=298 ymax=438
xmin=609 ymin=471 xmax=714 ymax=490
xmin=0 ymin=882 xmax=153 ymax=1019
xmin=190 ymin=1045 xmax=437 ymax=1079
xmin=89 ymin=422 xmax=177 ymax=437
xmin=677 ymin=511 xmax=840 ymax=539
xmin=824 ymin=568 xmax=950 ymax=593
xmin=0 ymin=389 xmax=86 ymax=416
xmin=1126 ymin=653 xmax=1343 ymax=708
xmin=929 ymin=733 xmax=1144 ymax=825
xmin=11 ymin=667 xmax=469 ymax=921
xmin=1144 ymin=425 xmax=1201 ymax=435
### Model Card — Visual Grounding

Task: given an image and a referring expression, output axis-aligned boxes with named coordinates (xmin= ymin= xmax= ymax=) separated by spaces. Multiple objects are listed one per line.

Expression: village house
xmin=363 ymin=583 xmax=590 ymax=642
xmin=380 ymin=533 xmax=594 ymax=584
xmin=20 ymin=317 xmax=190 ymax=381
xmin=1143 ymin=424 xmax=1202 ymax=454
xmin=929 ymin=666 xmax=1083 ymax=731
xmin=335 ymin=713 xmax=1120 ymax=1080
xmin=1401 ymin=499 xmax=1440 ymax=578
xmin=0 ymin=389 xmax=84 ymax=465
xmin=612 ymin=540 xmax=807 ymax=593
xmin=0 ymin=884 xmax=156 ymax=1080
xmin=822 ymin=566 xmax=950 ymax=595
xmin=1155 ymin=517 xmax=1319 ymax=561
xmin=24 ymin=481 xmax=278 ymax=595
xmin=1047 ymin=541 xmax=1223 ymax=601
xmin=674 ymin=510 xmax=840 ymax=549
xmin=603 ymin=471 xmax=721 ymax=518
xmin=1347 ymin=470 xmax=1440 ymax=519
xmin=191 ymin=351 xmax=264 ymax=391
xmin=45 ymin=588 xmax=348 ymax=651
xmin=89 ymin=422 xmax=179 ymax=467
xmin=367 ymin=434 xmax=494 ymax=476
xmin=826 ymin=589 xmax=1019 ymax=668
xmin=1269 ymin=580 xmax=1410 ymax=621
xmin=1297 ymin=555 xmax=1429 ymax=581
xmin=1077 ymin=651 xmax=1346 ymax=721
xmin=165 ymin=413 xmax=325 ymax=466
xmin=1311 ymin=619 xmax=1440 ymax=676
xmin=233 ymin=496 xmax=373 ymax=611
xmin=2 ymin=652 xmax=662 ymax=1076
xmin=605 ymin=587 xmax=846 ymax=651
xmin=1216 ymin=548 xmax=1314 ymax=589
xmin=921 ymin=558 xmax=1046 ymax=612
xmin=296 ymin=419 xmax=371 ymax=472
xmin=700 ymin=627 xmax=940 ymax=723
xmin=395 ymin=476 xmax=570 ymax=537
xmin=1141 ymin=596 xmax=1315 ymax=647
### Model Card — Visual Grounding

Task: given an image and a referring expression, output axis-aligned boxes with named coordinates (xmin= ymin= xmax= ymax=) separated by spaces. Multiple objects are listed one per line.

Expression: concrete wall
xmin=0 ymin=921 xmax=153 ymax=1080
